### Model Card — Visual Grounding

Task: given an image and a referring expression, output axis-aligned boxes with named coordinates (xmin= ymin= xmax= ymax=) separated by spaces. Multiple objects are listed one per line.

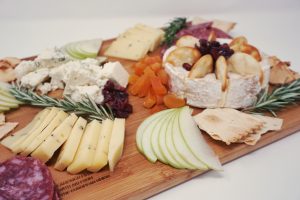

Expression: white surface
xmin=1 ymin=0 xmax=300 ymax=199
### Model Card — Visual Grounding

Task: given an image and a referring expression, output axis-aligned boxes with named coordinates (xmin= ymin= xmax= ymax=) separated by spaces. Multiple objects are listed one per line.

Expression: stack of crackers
xmin=194 ymin=108 xmax=283 ymax=145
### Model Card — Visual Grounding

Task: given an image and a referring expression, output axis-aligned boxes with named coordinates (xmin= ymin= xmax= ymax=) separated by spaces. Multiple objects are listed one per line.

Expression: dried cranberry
xmin=182 ymin=63 xmax=193 ymax=71
xmin=196 ymin=39 xmax=234 ymax=60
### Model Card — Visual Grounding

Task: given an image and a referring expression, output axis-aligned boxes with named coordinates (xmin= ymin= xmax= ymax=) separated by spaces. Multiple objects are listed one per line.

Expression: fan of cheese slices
xmin=163 ymin=35 xmax=271 ymax=109
xmin=0 ymin=107 xmax=126 ymax=173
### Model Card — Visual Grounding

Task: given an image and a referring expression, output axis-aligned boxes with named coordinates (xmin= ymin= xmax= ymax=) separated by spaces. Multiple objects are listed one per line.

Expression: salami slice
xmin=52 ymin=185 xmax=61 ymax=200
xmin=0 ymin=156 xmax=54 ymax=200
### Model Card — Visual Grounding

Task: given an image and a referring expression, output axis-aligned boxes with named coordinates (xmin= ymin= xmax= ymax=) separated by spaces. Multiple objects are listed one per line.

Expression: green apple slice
xmin=0 ymin=100 xmax=18 ymax=108
xmin=166 ymin=111 xmax=197 ymax=169
xmin=141 ymin=110 xmax=174 ymax=163
xmin=0 ymin=106 xmax=10 ymax=112
xmin=156 ymin=111 xmax=182 ymax=168
xmin=172 ymin=107 xmax=208 ymax=170
xmin=136 ymin=109 xmax=174 ymax=153
xmin=0 ymin=89 xmax=14 ymax=98
xmin=151 ymin=111 xmax=175 ymax=164
xmin=178 ymin=106 xmax=222 ymax=170
xmin=0 ymin=94 xmax=22 ymax=105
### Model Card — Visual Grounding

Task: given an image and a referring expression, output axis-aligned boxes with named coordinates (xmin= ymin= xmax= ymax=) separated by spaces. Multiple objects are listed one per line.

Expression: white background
xmin=1 ymin=0 xmax=300 ymax=199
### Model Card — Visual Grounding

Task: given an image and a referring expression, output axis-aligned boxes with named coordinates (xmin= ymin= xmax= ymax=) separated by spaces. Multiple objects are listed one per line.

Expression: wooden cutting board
xmin=1 ymin=39 xmax=300 ymax=200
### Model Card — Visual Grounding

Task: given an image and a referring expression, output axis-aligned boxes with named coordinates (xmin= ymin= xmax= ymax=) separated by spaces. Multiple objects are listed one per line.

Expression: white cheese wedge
xmin=67 ymin=120 xmax=102 ymax=174
xmin=20 ymin=110 xmax=69 ymax=156
xmin=108 ymin=118 xmax=126 ymax=171
xmin=101 ymin=62 xmax=129 ymax=88
xmin=54 ymin=117 xmax=87 ymax=171
xmin=31 ymin=113 xmax=78 ymax=163
xmin=135 ymin=23 xmax=165 ymax=43
xmin=12 ymin=107 xmax=59 ymax=154
xmin=87 ymin=119 xmax=114 ymax=172
xmin=0 ymin=109 xmax=48 ymax=149
xmin=104 ymin=37 xmax=150 ymax=61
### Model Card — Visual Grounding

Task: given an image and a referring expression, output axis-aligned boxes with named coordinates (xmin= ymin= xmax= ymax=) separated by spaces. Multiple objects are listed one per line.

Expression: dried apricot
xmin=163 ymin=94 xmax=186 ymax=108
xmin=157 ymin=69 xmax=169 ymax=85
xmin=150 ymin=76 xmax=167 ymax=95
xmin=129 ymin=74 xmax=139 ymax=85
xmin=143 ymin=88 xmax=156 ymax=108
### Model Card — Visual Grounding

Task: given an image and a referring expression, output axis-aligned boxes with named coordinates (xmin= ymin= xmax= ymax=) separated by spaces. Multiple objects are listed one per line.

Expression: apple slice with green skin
xmin=0 ymin=100 xmax=18 ymax=109
xmin=136 ymin=109 xmax=174 ymax=153
xmin=0 ymin=94 xmax=22 ymax=105
xmin=179 ymin=106 xmax=222 ymax=170
xmin=157 ymin=111 xmax=182 ymax=168
xmin=166 ymin=111 xmax=198 ymax=169
xmin=0 ymin=106 xmax=10 ymax=112
xmin=172 ymin=109 xmax=208 ymax=170
xmin=141 ymin=110 xmax=175 ymax=163
xmin=0 ymin=89 xmax=14 ymax=98
xmin=151 ymin=110 xmax=176 ymax=164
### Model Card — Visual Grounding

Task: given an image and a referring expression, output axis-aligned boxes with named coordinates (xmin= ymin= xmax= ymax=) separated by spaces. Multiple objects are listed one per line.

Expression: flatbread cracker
xmin=193 ymin=108 xmax=263 ymax=145
xmin=0 ymin=122 xmax=18 ymax=140
xmin=191 ymin=17 xmax=236 ymax=33
xmin=239 ymin=115 xmax=283 ymax=145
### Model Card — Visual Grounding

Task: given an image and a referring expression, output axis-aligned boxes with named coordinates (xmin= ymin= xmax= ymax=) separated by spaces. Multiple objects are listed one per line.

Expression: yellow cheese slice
xmin=31 ymin=113 xmax=78 ymax=163
xmin=0 ymin=109 xmax=48 ymax=149
xmin=12 ymin=107 xmax=59 ymax=154
xmin=104 ymin=37 xmax=150 ymax=61
xmin=87 ymin=119 xmax=114 ymax=172
xmin=135 ymin=23 xmax=165 ymax=41
xmin=20 ymin=110 xmax=69 ymax=156
xmin=54 ymin=117 xmax=87 ymax=171
xmin=108 ymin=118 xmax=126 ymax=171
xmin=67 ymin=120 xmax=102 ymax=174
xmin=133 ymin=25 xmax=164 ymax=51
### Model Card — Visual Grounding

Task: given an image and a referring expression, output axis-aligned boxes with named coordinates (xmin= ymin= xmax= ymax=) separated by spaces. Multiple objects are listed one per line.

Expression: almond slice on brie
xmin=215 ymin=56 xmax=228 ymax=91
xmin=189 ymin=55 xmax=213 ymax=78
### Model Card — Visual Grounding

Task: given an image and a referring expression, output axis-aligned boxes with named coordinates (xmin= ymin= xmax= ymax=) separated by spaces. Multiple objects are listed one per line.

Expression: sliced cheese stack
xmin=0 ymin=107 xmax=126 ymax=174
xmin=104 ymin=24 xmax=164 ymax=61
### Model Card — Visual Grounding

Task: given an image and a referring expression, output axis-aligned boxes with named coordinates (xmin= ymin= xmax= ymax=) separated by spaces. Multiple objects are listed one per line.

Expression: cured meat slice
xmin=52 ymin=185 xmax=61 ymax=200
xmin=0 ymin=156 xmax=54 ymax=200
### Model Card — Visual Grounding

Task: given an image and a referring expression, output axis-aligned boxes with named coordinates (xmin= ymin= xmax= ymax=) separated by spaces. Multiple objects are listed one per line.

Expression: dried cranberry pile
xmin=102 ymin=80 xmax=132 ymax=118
xmin=197 ymin=39 xmax=234 ymax=60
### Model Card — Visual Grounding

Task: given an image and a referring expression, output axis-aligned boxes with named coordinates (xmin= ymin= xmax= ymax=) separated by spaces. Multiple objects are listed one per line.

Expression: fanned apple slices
xmin=136 ymin=106 xmax=222 ymax=170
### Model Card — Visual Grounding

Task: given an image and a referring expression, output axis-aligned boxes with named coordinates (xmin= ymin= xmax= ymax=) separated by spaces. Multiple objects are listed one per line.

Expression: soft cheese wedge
xmin=54 ymin=117 xmax=87 ymax=171
xmin=1 ymin=109 xmax=48 ymax=149
xmin=87 ymin=119 xmax=114 ymax=172
xmin=67 ymin=120 xmax=102 ymax=174
xmin=12 ymin=107 xmax=59 ymax=154
xmin=31 ymin=113 xmax=78 ymax=163
xmin=21 ymin=110 xmax=68 ymax=156
xmin=108 ymin=118 xmax=126 ymax=171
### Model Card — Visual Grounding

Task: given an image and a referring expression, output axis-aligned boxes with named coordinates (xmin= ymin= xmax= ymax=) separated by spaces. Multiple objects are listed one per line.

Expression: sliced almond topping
xmin=176 ymin=35 xmax=199 ymax=48
xmin=215 ymin=56 xmax=228 ymax=91
xmin=188 ymin=54 xmax=213 ymax=78
xmin=166 ymin=47 xmax=201 ymax=67
xmin=227 ymin=52 xmax=263 ymax=84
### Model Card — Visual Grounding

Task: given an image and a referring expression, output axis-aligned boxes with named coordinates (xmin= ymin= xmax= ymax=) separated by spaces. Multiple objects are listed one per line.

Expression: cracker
xmin=194 ymin=108 xmax=263 ymax=145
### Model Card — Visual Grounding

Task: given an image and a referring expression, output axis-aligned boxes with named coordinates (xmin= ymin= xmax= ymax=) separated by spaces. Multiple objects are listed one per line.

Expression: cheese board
xmin=0 ymin=17 xmax=300 ymax=200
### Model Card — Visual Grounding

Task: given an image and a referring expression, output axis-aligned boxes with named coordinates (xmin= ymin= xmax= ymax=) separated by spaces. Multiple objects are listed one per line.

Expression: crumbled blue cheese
xmin=70 ymin=85 xmax=104 ymax=104
xmin=35 ymin=47 xmax=71 ymax=68
xmin=37 ymin=83 xmax=52 ymax=95
xmin=20 ymin=68 xmax=49 ymax=89
xmin=15 ymin=61 xmax=40 ymax=79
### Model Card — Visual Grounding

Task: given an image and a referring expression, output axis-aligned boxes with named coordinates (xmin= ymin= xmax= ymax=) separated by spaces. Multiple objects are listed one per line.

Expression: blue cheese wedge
xmin=54 ymin=117 xmax=87 ymax=171
xmin=67 ymin=120 xmax=102 ymax=174
xmin=31 ymin=113 xmax=78 ymax=163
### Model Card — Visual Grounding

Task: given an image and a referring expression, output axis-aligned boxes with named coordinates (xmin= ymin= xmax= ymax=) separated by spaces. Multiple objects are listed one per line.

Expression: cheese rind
xmin=87 ymin=119 xmax=114 ymax=172
xmin=67 ymin=120 xmax=102 ymax=174
xmin=108 ymin=118 xmax=126 ymax=171
xmin=12 ymin=107 xmax=59 ymax=153
xmin=20 ymin=110 xmax=68 ymax=156
xmin=31 ymin=113 xmax=78 ymax=163
xmin=54 ymin=117 xmax=87 ymax=171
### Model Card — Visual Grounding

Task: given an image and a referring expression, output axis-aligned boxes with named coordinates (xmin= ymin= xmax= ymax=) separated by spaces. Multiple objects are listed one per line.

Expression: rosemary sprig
xmin=10 ymin=85 xmax=114 ymax=121
xmin=162 ymin=17 xmax=187 ymax=46
xmin=243 ymin=79 xmax=300 ymax=116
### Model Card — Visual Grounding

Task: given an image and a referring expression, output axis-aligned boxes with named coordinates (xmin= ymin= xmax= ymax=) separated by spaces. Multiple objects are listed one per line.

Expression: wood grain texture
xmin=0 ymin=39 xmax=300 ymax=200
